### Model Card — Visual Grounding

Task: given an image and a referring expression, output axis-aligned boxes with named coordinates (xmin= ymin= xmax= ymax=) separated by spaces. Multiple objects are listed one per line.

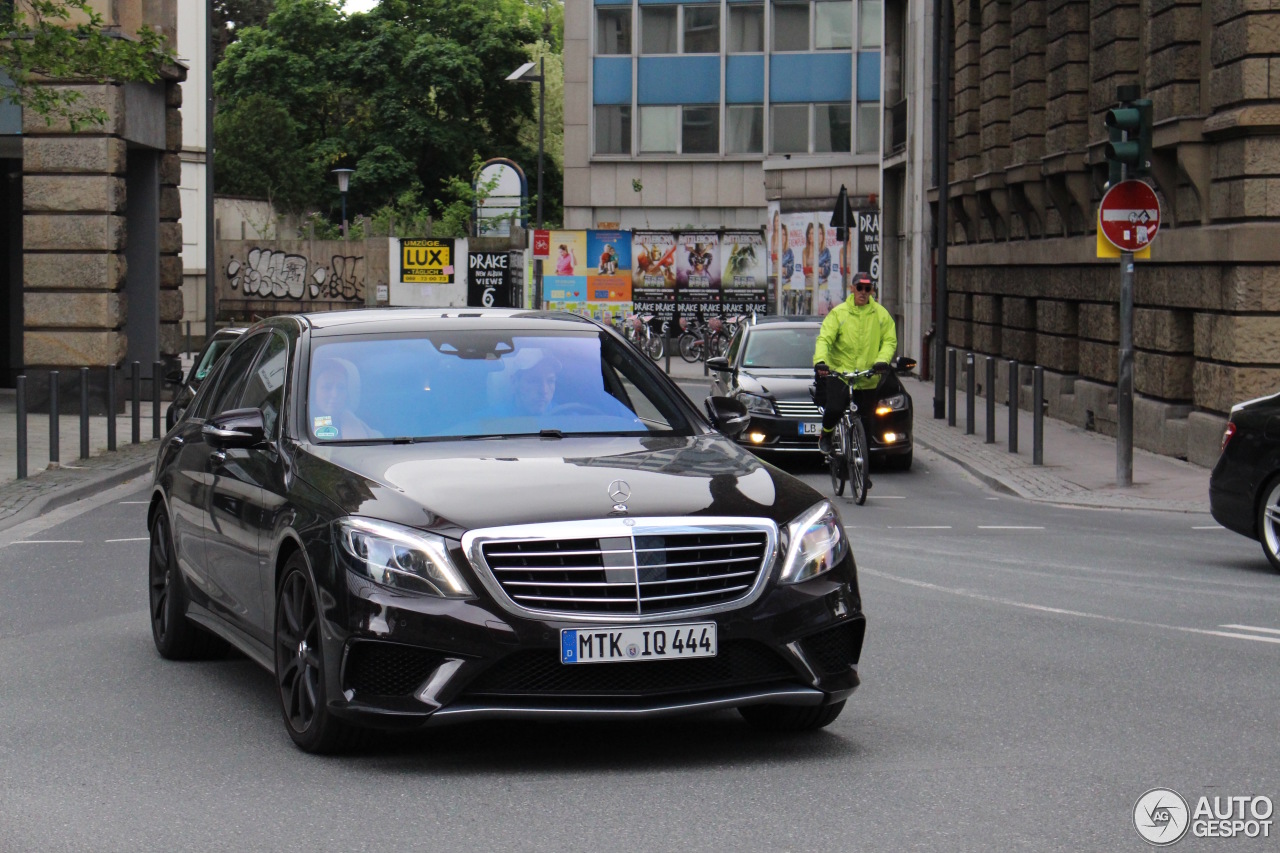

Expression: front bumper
xmin=322 ymin=563 xmax=865 ymax=730
xmin=735 ymin=411 xmax=913 ymax=456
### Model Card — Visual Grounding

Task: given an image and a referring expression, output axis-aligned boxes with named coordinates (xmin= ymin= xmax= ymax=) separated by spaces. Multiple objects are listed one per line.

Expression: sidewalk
xmin=657 ymin=355 xmax=1211 ymax=513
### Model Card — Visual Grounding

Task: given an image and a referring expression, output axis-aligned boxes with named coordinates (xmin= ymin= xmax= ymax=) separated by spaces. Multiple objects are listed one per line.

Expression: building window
xmin=683 ymin=105 xmax=719 ymax=153
xmin=596 ymin=8 xmax=632 ymax=55
xmin=728 ymin=3 xmax=764 ymax=52
xmin=641 ymin=7 xmax=678 ymax=54
xmin=813 ymin=103 xmax=851 ymax=152
xmin=771 ymin=104 xmax=809 ymax=152
xmin=772 ymin=1 xmax=809 ymax=51
xmin=860 ymin=0 xmax=882 ymax=48
xmin=596 ymin=105 xmax=632 ymax=155
xmin=640 ymin=105 xmax=679 ymax=152
xmin=683 ymin=6 xmax=721 ymax=53
xmin=726 ymin=105 xmax=763 ymax=153
xmin=856 ymin=102 xmax=879 ymax=153
xmin=815 ymin=1 xmax=852 ymax=49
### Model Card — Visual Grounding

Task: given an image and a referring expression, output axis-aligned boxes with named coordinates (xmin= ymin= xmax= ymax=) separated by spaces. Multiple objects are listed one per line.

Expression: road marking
xmin=863 ymin=568 xmax=1280 ymax=647
xmin=105 ymin=537 xmax=148 ymax=543
xmin=884 ymin=525 xmax=951 ymax=529
xmin=871 ymin=495 xmax=906 ymax=499
xmin=121 ymin=501 xmax=148 ymax=505
xmin=9 ymin=539 xmax=83 ymax=544
xmin=1192 ymin=525 xmax=1223 ymax=530
xmin=978 ymin=525 xmax=1044 ymax=530
xmin=1220 ymin=624 xmax=1280 ymax=636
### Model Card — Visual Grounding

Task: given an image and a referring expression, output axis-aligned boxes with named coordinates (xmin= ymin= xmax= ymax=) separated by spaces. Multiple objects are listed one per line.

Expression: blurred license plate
xmin=560 ymin=623 xmax=717 ymax=664
xmin=799 ymin=422 xmax=822 ymax=435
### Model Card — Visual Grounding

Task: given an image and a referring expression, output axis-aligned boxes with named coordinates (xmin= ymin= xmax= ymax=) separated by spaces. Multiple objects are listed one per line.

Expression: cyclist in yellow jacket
xmin=812 ymin=272 xmax=898 ymax=479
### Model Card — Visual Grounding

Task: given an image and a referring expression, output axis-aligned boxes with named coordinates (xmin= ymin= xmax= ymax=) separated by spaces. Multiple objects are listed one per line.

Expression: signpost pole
xmin=1118 ymin=251 xmax=1134 ymax=487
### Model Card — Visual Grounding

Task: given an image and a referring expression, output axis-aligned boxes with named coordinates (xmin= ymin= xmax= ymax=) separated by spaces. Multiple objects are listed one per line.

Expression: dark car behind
xmin=165 ymin=327 xmax=244 ymax=430
xmin=1210 ymin=390 xmax=1280 ymax=571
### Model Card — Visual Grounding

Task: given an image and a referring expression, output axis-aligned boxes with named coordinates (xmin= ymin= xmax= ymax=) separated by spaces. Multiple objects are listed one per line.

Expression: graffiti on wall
xmin=225 ymin=248 xmax=365 ymax=301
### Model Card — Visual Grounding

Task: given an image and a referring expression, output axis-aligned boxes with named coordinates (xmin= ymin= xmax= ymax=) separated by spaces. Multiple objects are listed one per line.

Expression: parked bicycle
xmin=815 ymin=363 xmax=888 ymax=505
xmin=677 ymin=313 xmax=728 ymax=363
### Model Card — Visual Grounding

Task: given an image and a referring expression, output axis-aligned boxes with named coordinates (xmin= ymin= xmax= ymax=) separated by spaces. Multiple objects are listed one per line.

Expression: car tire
xmin=275 ymin=553 xmax=359 ymax=753
xmin=739 ymin=699 xmax=846 ymax=732
xmin=148 ymin=509 xmax=225 ymax=660
xmin=1257 ymin=477 xmax=1280 ymax=573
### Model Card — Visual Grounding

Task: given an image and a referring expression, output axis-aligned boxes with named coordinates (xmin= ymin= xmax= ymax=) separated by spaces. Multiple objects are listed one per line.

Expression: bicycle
xmin=677 ymin=314 xmax=727 ymax=363
xmin=816 ymin=365 xmax=886 ymax=506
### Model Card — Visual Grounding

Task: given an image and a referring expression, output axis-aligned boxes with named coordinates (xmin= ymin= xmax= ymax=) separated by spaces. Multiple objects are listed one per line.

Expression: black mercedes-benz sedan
xmin=707 ymin=316 xmax=915 ymax=469
xmin=1210 ymin=389 xmax=1280 ymax=572
xmin=149 ymin=309 xmax=865 ymax=752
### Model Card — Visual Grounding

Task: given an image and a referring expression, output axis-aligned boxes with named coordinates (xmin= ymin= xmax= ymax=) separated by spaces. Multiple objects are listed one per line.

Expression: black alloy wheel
xmin=148 ymin=509 xmax=222 ymax=659
xmin=1257 ymin=477 xmax=1280 ymax=573
xmin=275 ymin=553 xmax=356 ymax=753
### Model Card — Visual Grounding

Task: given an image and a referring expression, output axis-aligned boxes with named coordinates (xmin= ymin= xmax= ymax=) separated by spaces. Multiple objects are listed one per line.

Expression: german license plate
xmin=560 ymin=623 xmax=717 ymax=664
xmin=799 ymin=422 xmax=822 ymax=435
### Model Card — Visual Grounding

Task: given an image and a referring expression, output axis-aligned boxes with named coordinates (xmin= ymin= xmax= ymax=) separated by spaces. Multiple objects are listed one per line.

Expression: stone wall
xmin=939 ymin=0 xmax=1280 ymax=466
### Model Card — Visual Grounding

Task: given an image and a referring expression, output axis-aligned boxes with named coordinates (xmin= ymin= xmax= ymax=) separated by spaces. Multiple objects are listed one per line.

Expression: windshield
xmin=191 ymin=336 xmax=239 ymax=383
xmin=741 ymin=328 xmax=817 ymax=369
xmin=307 ymin=329 xmax=693 ymax=442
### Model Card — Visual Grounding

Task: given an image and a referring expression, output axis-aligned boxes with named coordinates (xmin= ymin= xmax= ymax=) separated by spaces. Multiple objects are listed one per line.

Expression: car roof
xmin=297 ymin=308 xmax=600 ymax=337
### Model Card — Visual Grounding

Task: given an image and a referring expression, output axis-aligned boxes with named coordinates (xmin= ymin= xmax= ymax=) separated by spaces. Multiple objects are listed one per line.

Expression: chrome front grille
xmin=775 ymin=400 xmax=822 ymax=418
xmin=464 ymin=518 xmax=778 ymax=621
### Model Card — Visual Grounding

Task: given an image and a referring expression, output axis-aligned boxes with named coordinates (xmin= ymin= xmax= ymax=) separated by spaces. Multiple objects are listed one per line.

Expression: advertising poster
xmin=780 ymin=212 xmax=813 ymax=315
xmin=534 ymin=229 xmax=588 ymax=311
xmin=856 ymin=209 xmax=882 ymax=295
xmin=676 ymin=231 xmax=721 ymax=318
xmin=585 ymin=229 xmax=632 ymax=310
xmin=720 ymin=231 xmax=768 ymax=316
xmin=401 ymin=238 xmax=455 ymax=284
xmin=632 ymin=230 xmax=678 ymax=321
xmin=813 ymin=220 xmax=844 ymax=316
xmin=766 ymin=202 xmax=782 ymax=313
xmin=467 ymin=252 xmax=511 ymax=307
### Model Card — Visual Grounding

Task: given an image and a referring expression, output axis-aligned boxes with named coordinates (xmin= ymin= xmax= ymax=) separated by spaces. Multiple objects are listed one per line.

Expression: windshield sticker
xmin=314 ymin=416 xmax=333 ymax=428
xmin=315 ymin=425 xmax=339 ymax=440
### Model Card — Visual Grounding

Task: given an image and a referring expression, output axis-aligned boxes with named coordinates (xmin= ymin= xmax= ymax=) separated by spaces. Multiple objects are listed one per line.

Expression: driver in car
xmin=513 ymin=355 xmax=561 ymax=416
xmin=812 ymin=272 xmax=898 ymax=487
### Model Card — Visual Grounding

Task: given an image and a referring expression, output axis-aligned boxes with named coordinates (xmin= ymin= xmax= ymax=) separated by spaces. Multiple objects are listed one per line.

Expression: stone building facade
xmin=0 ymin=0 xmax=184 ymax=404
xmin=936 ymin=0 xmax=1280 ymax=466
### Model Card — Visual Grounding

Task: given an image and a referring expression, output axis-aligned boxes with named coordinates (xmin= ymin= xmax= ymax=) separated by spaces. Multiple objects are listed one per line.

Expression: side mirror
xmin=202 ymin=407 xmax=267 ymax=449
xmin=892 ymin=356 xmax=917 ymax=374
xmin=164 ymin=368 xmax=185 ymax=386
xmin=705 ymin=356 xmax=731 ymax=372
xmin=704 ymin=396 xmax=751 ymax=438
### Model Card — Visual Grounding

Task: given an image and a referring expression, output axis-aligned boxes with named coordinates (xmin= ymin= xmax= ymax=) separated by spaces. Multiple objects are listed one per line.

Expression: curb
xmin=0 ymin=454 xmax=155 ymax=533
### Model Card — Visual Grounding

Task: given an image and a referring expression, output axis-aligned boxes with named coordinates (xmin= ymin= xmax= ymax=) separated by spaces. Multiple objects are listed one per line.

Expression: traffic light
xmin=1104 ymin=95 xmax=1152 ymax=183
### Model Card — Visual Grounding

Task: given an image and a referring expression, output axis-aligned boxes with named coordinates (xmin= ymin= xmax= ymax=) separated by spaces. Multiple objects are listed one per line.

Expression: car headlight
xmin=336 ymin=517 xmax=473 ymax=598
xmin=778 ymin=501 xmax=848 ymax=584
xmin=878 ymin=393 xmax=907 ymax=412
xmin=738 ymin=392 xmax=776 ymax=415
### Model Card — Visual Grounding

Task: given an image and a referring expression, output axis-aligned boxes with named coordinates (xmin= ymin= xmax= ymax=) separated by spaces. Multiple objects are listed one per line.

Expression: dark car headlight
xmin=738 ymin=392 xmax=776 ymax=415
xmin=875 ymin=393 xmax=907 ymax=416
xmin=336 ymin=517 xmax=473 ymax=598
xmin=778 ymin=501 xmax=848 ymax=585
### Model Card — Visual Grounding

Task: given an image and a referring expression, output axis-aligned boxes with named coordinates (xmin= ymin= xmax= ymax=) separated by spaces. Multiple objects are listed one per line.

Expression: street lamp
xmin=332 ymin=168 xmax=355 ymax=240
xmin=507 ymin=58 xmax=545 ymax=308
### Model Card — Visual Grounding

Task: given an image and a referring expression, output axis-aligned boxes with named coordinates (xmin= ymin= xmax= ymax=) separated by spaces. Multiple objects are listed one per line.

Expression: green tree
xmin=0 ymin=0 xmax=172 ymax=130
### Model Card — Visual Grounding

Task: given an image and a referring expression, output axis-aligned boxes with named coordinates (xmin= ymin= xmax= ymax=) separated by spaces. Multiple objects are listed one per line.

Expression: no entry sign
xmin=1099 ymin=180 xmax=1161 ymax=252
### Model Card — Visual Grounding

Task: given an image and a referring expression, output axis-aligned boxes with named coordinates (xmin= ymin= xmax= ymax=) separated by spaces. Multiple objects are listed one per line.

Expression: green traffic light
xmin=1106 ymin=139 xmax=1141 ymax=164
xmin=1106 ymin=107 xmax=1142 ymax=132
xmin=1104 ymin=98 xmax=1153 ymax=180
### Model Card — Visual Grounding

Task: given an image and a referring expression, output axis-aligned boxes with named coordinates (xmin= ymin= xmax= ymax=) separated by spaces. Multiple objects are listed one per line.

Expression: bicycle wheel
xmin=644 ymin=333 xmax=664 ymax=361
xmin=828 ymin=420 xmax=848 ymax=497
xmin=708 ymin=331 xmax=728 ymax=358
xmin=678 ymin=332 xmax=700 ymax=363
xmin=847 ymin=417 xmax=869 ymax=505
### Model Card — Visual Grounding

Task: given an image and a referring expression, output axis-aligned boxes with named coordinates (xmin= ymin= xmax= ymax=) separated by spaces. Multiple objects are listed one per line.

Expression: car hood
xmin=736 ymin=369 xmax=816 ymax=401
xmin=294 ymin=434 xmax=821 ymax=538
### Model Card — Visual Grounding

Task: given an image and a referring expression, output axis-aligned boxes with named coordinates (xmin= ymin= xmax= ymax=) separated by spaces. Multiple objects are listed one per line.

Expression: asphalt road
xmin=0 ymin=447 xmax=1276 ymax=852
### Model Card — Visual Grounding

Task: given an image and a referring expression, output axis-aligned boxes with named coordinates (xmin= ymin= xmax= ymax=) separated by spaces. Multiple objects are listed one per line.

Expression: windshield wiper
xmin=539 ymin=429 xmax=564 ymax=439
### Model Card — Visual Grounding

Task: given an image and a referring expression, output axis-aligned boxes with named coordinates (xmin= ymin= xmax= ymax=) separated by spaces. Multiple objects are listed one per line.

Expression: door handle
xmin=210 ymin=450 xmax=227 ymax=466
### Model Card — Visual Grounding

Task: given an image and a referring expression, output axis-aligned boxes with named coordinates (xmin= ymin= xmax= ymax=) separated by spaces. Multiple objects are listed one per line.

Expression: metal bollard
xmin=16 ymin=375 xmax=26 ymax=479
xmin=1033 ymin=365 xmax=1045 ymax=465
xmin=49 ymin=370 xmax=60 ymax=469
xmin=1007 ymin=359 xmax=1019 ymax=454
xmin=985 ymin=356 xmax=996 ymax=444
xmin=946 ymin=348 xmax=957 ymax=427
xmin=186 ymin=321 xmax=192 ymax=358
xmin=131 ymin=361 xmax=141 ymax=444
xmin=153 ymin=360 xmax=163 ymax=439
xmin=80 ymin=367 xmax=90 ymax=460
xmin=106 ymin=365 xmax=117 ymax=452
xmin=664 ymin=332 xmax=672 ymax=375
xmin=965 ymin=352 xmax=975 ymax=436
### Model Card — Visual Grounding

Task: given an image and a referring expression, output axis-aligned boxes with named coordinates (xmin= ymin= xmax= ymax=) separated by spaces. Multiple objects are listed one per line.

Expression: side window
xmin=725 ymin=326 xmax=746 ymax=364
xmin=237 ymin=331 xmax=289 ymax=438
xmin=192 ymin=333 xmax=267 ymax=421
